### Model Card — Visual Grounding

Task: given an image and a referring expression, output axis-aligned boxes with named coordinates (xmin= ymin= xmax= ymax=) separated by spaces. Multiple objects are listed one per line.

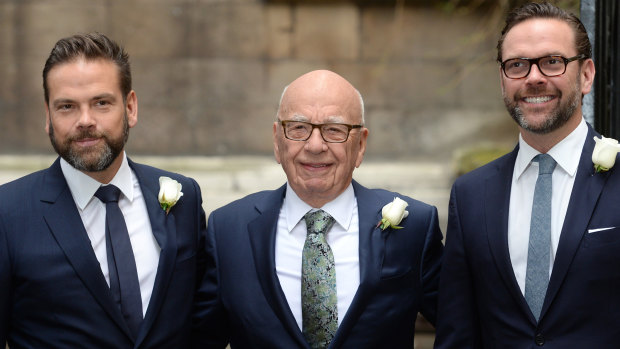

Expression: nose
xmin=525 ymin=63 xmax=547 ymax=85
xmin=304 ymin=128 xmax=328 ymax=154
xmin=76 ymin=108 xmax=96 ymax=128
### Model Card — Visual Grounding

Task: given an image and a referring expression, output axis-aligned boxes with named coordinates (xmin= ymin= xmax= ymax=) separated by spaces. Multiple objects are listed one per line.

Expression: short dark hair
xmin=496 ymin=1 xmax=592 ymax=62
xmin=42 ymin=32 xmax=131 ymax=104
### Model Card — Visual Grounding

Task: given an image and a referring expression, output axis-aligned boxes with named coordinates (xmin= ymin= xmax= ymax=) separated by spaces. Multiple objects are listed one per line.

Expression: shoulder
xmin=129 ymin=160 xmax=200 ymax=193
xmin=453 ymin=150 xmax=515 ymax=188
xmin=354 ymin=182 xmax=436 ymax=220
xmin=0 ymin=168 xmax=47 ymax=198
xmin=211 ymin=188 xmax=282 ymax=217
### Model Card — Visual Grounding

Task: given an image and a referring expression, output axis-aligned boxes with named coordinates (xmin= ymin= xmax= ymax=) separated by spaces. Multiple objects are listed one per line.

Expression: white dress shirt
xmin=508 ymin=118 xmax=587 ymax=295
xmin=275 ymin=183 xmax=360 ymax=330
xmin=61 ymin=152 xmax=161 ymax=316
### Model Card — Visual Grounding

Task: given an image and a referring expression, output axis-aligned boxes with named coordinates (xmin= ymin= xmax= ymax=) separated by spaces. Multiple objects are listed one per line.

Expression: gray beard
xmin=48 ymin=114 xmax=129 ymax=172
xmin=504 ymin=76 xmax=582 ymax=135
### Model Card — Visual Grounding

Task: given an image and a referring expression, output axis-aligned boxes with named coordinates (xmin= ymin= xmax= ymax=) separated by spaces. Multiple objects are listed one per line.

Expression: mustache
xmin=516 ymin=86 xmax=560 ymax=98
xmin=68 ymin=130 xmax=105 ymax=142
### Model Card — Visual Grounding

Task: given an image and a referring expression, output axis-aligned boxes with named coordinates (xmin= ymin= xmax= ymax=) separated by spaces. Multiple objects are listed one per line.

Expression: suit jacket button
xmin=535 ymin=333 xmax=545 ymax=346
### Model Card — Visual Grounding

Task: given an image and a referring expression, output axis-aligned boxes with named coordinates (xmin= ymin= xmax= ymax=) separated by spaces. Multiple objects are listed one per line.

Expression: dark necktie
xmin=302 ymin=209 xmax=338 ymax=349
xmin=524 ymin=153 xmax=556 ymax=321
xmin=94 ymin=185 xmax=143 ymax=338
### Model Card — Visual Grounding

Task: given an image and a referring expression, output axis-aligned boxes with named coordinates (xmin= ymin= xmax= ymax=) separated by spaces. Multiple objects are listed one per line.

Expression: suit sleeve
xmin=191 ymin=212 xmax=230 ymax=348
xmin=434 ymin=184 xmax=481 ymax=348
xmin=0 ymin=210 xmax=10 ymax=345
xmin=191 ymin=178 xmax=208 ymax=290
xmin=418 ymin=205 xmax=444 ymax=326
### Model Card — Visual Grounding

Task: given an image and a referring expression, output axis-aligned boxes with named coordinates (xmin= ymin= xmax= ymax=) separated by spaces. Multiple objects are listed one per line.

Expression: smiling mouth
xmin=74 ymin=138 xmax=101 ymax=147
xmin=303 ymin=163 xmax=330 ymax=169
xmin=523 ymin=96 xmax=554 ymax=104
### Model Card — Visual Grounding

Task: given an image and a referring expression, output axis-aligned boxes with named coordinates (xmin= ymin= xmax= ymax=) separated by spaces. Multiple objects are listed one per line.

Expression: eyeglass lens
xmin=284 ymin=121 xmax=351 ymax=142
xmin=504 ymin=56 xmax=566 ymax=78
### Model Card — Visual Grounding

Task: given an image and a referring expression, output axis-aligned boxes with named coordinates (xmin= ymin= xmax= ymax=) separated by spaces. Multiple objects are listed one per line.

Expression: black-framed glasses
xmin=280 ymin=120 xmax=363 ymax=143
xmin=500 ymin=54 xmax=586 ymax=79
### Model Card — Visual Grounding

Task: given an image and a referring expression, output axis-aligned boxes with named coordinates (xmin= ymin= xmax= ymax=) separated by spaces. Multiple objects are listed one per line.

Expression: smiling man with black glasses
xmin=435 ymin=2 xmax=620 ymax=349
xmin=192 ymin=70 xmax=444 ymax=348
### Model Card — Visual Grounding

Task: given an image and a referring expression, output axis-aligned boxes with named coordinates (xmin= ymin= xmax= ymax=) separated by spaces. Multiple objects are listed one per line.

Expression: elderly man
xmin=192 ymin=70 xmax=443 ymax=348
xmin=434 ymin=2 xmax=620 ymax=348
xmin=0 ymin=33 xmax=207 ymax=348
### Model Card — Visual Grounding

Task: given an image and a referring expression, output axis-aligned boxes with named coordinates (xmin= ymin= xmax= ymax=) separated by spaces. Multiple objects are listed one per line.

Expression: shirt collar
xmin=60 ymin=152 xmax=135 ymax=210
xmin=515 ymin=118 xmax=588 ymax=179
xmin=283 ymin=182 xmax=356 ymax=232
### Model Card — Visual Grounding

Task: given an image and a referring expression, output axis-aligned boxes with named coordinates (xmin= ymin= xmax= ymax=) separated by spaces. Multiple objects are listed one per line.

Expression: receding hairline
xmin=275 ymin=81 xmax=365 ymax=124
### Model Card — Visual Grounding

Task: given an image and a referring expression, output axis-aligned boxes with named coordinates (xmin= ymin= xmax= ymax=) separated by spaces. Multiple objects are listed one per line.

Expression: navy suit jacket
xmin=0 ymin=158 xmax=207 ymax=348
xmin=435 ymin=124 xmax=620 ymax=348
xmin=192 ymin=180 xmax=443 ymax=348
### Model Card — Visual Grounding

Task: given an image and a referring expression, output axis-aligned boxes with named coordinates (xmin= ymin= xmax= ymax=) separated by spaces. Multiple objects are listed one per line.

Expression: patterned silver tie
xmin=525 ymin=153 xmax=556 ymax=321
xmin=302 ymin=209 xmax=338 ymax=349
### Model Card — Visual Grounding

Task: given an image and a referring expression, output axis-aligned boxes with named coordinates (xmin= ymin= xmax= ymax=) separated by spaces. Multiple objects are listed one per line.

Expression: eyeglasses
xmin=500 ymin=54 xmax=586 ymax=79
xmin=280 ymin=120 xmax=363 ymax=143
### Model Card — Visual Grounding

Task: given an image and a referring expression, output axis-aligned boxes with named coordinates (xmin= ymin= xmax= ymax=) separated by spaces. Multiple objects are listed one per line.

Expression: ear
xmin=273 ymin=122 xmax=281 ymax=164
xmin=45 ymin=103 xmax=51 ymax=135
xmin=125 ymin=90 xmax=138 ymax=128
xmin=355 ymin=127 xmax=369 ymax=168
xmin=579 ymin=58 xmax=595 ymax=96
xmin=499 ymin=65 xmax=506 ymax=96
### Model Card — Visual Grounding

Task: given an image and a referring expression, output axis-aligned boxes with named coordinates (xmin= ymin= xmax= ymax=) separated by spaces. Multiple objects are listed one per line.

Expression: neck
xmin=520 ymin=114 xmax=582 ymax=153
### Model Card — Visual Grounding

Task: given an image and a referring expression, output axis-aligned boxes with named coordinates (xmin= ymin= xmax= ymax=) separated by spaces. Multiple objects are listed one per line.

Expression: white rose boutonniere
xmin=158 ymin=176 xmax=183 ymax=214
xmin=377 ymin=197 xmax=409 ymax=231
xmin=592 ymin=136 xmax=620 ymax=173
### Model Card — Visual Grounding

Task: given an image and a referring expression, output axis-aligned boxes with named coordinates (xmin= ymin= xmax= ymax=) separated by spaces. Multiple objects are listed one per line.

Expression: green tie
xmin=302 ymin=210 xmax=338 ymax=349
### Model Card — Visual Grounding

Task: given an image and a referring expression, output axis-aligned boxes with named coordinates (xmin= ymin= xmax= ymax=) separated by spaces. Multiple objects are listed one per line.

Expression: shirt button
xmin=535 ymin=333 xmax=545 ymax=346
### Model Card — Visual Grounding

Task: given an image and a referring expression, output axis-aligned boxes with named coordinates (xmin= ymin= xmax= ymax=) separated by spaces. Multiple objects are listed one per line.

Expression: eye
xmin=508 ymin=60 xmax=524 ymax=69
xmin=57 ymin=104 xmax=73 ymax=111
xmin=95 ymin=100 xmax=110 ymax=107
xmin=543 ymin=57 xmax=561 ymax=65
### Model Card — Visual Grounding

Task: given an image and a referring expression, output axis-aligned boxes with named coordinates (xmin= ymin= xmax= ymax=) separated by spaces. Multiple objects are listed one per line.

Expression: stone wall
xmin=0 ymin=0 xmax=520 ymax=158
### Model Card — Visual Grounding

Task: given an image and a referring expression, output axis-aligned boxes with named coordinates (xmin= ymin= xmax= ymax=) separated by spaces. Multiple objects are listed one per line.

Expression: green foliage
xmin=454 ymin=144 xmax=513 ymax=176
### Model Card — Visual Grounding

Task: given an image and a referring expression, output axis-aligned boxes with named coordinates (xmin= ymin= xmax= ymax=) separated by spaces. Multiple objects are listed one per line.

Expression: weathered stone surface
xmin=0 ymin=1 xmax=517 ymax=159
xmin=188 ymin=3 xmax=267 ymax=58
xmin=293 ymin=5 xmax=360 ymax=60
xmin=17 ymin=2 xmax=107 ymax=59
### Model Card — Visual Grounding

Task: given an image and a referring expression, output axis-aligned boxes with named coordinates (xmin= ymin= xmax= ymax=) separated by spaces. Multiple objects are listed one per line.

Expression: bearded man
xmin=434 ymin=2 xmax=620 ymax=348
xmin=0 ymin=33 xmax=207 ymax=348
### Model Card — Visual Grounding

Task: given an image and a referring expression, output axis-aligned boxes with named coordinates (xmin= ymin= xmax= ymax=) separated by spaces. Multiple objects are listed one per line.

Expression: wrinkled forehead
xmin=280 ymin=72 xmax=361 ymax=122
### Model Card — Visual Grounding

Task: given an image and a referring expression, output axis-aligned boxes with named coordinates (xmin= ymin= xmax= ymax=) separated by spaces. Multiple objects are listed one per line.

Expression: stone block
xmin=17 ymin=2 xmax=107 ymax=59
xmin=458 ymin=59 xmax=505 ymax=108
xmin=188 ymin=3 xmax=267 ymax=58
xmin=265 ymin=4 xmax=292 ymax=59
xmin=109 ymin=2 xmax=190 ymax=59
xmin=0 ymin=3 xmax=15 ymax=61
xmin=191 ymin=104 xmax=276 ymax=155
xmin=293 ymin=4 xmax=360 ymax=60
xmin=361 ymin=6 xmax=496 ymax=61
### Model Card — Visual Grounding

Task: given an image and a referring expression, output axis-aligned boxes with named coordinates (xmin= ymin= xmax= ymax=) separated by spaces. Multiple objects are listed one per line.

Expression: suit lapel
xmin=484 ymin=147 xmax=535 ymax=320
xmin=247 ymin=185 xmax=310 ymax=349
xmin=41 ymin=159 xmax=133 ymax=339
xmin=330 ymin=181 xmax=384 ymax=349
xmin=129 ymin=160 xmax=178 ymax=347
xmin=542 ymin=127 xmax=608 ymax=318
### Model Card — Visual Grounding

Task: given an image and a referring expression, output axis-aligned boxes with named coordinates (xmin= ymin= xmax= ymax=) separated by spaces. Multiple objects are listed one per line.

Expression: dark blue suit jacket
xmin=192 ymin=180 xmax=443 ymax=348
xmin=435 ymin=124 xmax=620 ymax=348
xmin=0 ymin=158 xmax=207 ymax=348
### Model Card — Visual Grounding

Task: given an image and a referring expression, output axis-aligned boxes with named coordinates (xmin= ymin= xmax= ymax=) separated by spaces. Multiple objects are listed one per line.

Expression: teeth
xmin=524 ymin=96 xmax=552 ymax=103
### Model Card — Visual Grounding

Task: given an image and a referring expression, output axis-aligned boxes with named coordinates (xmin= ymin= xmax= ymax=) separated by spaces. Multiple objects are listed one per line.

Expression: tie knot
xmin=94 ymin=185 xmax=122 ymax=203
xmin=304 ymin=209 xmax=335 ymax=236
xmin=534 ymin=153 xmax=557 ymax=175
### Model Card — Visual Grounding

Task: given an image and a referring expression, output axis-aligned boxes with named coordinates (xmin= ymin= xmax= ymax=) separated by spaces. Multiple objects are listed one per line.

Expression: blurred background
xmin=0 ymin=0 xmax=578 ymax=160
